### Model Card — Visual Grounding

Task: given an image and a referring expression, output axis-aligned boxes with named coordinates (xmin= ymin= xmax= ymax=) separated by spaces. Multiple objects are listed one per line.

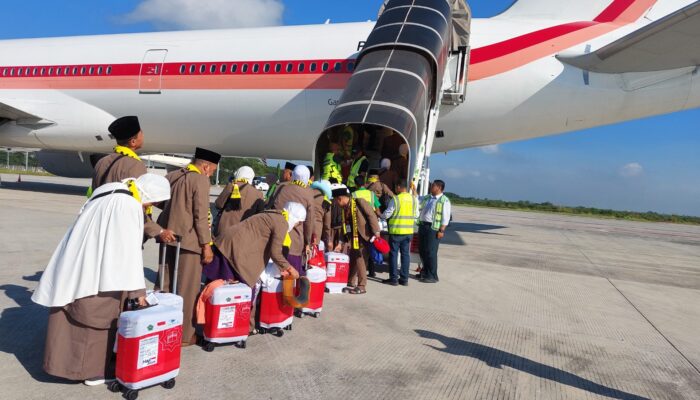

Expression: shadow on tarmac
xmin=0 ymin=181 xmax=87 ymax=196
xmin=0 ymin=275 xmax=74 ymax=384
xmin=415 ymin=329 xmax=649 ymax=400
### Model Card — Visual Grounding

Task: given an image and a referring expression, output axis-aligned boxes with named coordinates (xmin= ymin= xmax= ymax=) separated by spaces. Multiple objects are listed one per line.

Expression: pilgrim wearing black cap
xmin=157 ymin=147 xmax=221 ymax=345
xmin=281 ymin=161 xmax=297 ymax=183
xmin=328 ymin=184 xmax=381 ymax=295
xmin=91 ymin=116 xmax=175 ymax=244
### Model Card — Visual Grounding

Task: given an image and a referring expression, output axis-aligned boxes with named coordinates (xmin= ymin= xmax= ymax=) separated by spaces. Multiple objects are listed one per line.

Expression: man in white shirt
xmin=417 ymin=180 xmax=451 ymax=283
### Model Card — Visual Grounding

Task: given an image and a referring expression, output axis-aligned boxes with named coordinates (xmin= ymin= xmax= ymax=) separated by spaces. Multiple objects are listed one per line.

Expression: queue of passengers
xmin=30 ymin=117 xmax=451 ymax=386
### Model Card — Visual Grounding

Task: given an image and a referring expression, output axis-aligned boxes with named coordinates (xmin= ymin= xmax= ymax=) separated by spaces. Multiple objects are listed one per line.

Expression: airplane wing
xmin=0 ymin=100 xmax=44 ymax=122
xmin=557 ymin=1 xmax=700 ymax=73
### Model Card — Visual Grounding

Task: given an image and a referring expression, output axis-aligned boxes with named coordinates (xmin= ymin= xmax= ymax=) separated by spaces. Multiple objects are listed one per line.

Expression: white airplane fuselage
xmin=0 ymin=11 xmax=698 ymax=162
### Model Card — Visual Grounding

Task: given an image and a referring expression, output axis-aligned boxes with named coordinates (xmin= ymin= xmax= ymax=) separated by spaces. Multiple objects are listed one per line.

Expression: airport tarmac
xmin=1 ymin=174 xmax=699 ymax=400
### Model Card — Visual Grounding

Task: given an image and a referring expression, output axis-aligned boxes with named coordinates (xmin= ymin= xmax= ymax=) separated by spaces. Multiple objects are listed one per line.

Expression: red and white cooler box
xmin=259 ymin=264 xmax=294 ymax=330
xmin=115 ymin=301 xmax=183 ymax=390
xmin=325 ymin=252 xmax=350 ymax=294
xmin=203 ymin=283 xmax=252 ymax=344
xmin=301 ymin=267 xmax=327 ymax=315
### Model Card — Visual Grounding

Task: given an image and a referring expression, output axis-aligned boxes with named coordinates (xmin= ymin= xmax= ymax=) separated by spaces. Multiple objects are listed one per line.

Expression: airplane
xmin=0 ymin=0 xmax=698 ymax=193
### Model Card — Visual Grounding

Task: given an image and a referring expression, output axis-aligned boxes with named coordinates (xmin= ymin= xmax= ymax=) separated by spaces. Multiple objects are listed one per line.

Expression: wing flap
xmin=557 ymin=1 xmax=700 ymax=73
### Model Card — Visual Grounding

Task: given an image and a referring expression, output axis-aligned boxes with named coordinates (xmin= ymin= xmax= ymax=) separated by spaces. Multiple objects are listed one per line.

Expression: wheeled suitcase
xmin=201 ymin=283 xmax=252 ymax=352
xmin=300 ymin=267 xmax=327 ymax=317
xmin=110 ymin=238 xmax=184 ymax=400
xmin=259 ymin=265 xmax=294 ymax=337
xmin=325 ymin=252 xmax=350 ymax=294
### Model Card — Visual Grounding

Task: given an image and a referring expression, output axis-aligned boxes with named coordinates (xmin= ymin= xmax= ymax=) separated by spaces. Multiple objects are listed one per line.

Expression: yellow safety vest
xmin=322 ymin=153 xmax=342 ymax=183
xmin=388 ymin=192 xmax=416 ymax=235
xmin=346 ymin=155 xmax=367 ymax=189
xmin=352 ymin=187 xmax=374 ymax=206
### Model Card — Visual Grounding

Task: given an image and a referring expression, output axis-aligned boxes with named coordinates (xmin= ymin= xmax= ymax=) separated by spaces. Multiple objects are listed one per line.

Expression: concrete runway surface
xmin=1 ymin=174 xmax=699 ymax=399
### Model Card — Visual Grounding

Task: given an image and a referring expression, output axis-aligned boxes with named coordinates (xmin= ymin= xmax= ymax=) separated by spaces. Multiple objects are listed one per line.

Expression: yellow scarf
xmin=186 ymin=164 xmax=213 ymax=244
xmin=292 ymin=180 xmax=308 ymax=188
xmin=367 ymin=176 xmax=379 ymax=183
xmin=341 ymin=199 xmax=360 ymax=250
xmin=281 ymin=210 xmax=292 ymax=248
xmin=114 ymin=145 xmax=141 ymax=161
xmin=230 ymin=179 xmax=248 ymax=200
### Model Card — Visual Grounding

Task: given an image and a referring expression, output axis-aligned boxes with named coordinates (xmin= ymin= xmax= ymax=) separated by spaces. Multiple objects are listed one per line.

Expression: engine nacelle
xmin=37 ymin=150 xmax=94 ymax=178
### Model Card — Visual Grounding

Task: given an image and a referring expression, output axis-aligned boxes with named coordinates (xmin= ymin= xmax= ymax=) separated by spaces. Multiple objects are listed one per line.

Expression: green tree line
xmin=445 ymin=192 xmax=700 ymax=225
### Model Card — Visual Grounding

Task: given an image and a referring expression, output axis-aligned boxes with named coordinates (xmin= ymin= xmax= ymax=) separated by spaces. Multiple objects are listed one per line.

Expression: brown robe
xmin=269 ymin=182 xmax=315 ymax=257
xmin=392 ymin=156 xmax=409 ymax=182
xmin=311 ymin=189 xmax=331 ymax=246
xmin=91 ymin=152 xmax=162 ymax=238
xmin=379 ymin=169 xmax=400 ymax=193
xmin=44 ymin=290 xmax=145 ymax=380
xmin=340 ymin=198 xmax=381 ymax=290
xmin=214 ymin=182 xmax=265 ymax=236
xmin=156 ymin=167 xmax=212 ymax=341
xmin=214 ymin=210 xmax=292 ymax=288
xmin=367 ymin=180 xmax=395 ymax=202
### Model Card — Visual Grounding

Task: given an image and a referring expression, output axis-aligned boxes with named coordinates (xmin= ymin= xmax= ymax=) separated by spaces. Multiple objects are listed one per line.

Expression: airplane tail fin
xmin=496 ymin=0 xmax=667 ymax=22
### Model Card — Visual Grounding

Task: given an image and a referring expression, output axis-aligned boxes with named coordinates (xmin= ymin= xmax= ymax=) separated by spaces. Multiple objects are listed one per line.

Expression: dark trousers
xmin=389 ymin=234 xmax=412 ymax=282
xmin=418 ymin=223 xmax=440 ymax=281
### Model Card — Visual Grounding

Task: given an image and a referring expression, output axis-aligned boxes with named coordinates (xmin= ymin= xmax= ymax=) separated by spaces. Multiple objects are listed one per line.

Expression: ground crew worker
xmin=322 ymin=142 xmax=343 ymax=184
xmin=366 ymin=169 xmax=395 ymax=212
xmin=329 ymin=184 xmax=380 ymax=295
xmin=268 ymin=165 xmax=315 ymax=276
xmin=417 ymin=180 xmax=451 ymax=283
xmin=346 ymin=148 xmax=369 ymax=191
xmin=91 ymin=116 xmax=175 ymax=243
xmin=32 ymin=174 xmax=171 ymax=385
xmin=157 ymin=147 xmax=221 ymax=346
xmin=214 ymin=166 xmax=265 ymax=236
xmin=204 ymin=203 xmax=304 ymax=331
xmin=381 ymin=181 xmax=417 ymax=286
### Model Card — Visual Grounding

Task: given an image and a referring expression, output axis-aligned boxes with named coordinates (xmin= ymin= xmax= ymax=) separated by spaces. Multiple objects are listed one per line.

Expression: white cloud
xmin=479 ymin=144 xmax=500 ymax=155
xmin=619 ymin=162 xmax=643 ymax=177
xmin=122 ymin=0 xmax=284 ymax=30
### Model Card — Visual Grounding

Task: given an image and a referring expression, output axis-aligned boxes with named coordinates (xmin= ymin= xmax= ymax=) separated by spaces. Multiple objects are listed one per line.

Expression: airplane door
xmin=139 ymin=49 xmax=167 ymax=94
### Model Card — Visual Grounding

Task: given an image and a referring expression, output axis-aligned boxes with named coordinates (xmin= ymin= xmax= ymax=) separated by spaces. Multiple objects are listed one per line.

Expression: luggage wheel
xmin=236 ymin=340 xmax=247 ymax=349
xmin=161 ymin=378 xmax=176 ymax=390
xmin=295 ymin=310 xmax=303 ymax=318
xmin=274 ymin=328 xmax=284 ymax=337
xmin=124 ymin=389 xmax=139 ymax=400
xmin=203 ymin=341 xmax=216 ymax=352
xmin=107 ymin=381 xmax=121 ymax=393
xmin=313 ymin=312 xmax=320 ymax=318
xmin=284 ymin=324 xmax=292 ymax=331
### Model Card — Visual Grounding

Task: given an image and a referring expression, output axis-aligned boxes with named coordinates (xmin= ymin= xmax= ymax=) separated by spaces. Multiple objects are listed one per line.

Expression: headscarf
xmin=311 ymin=179 xmax=333 ymax=200
xmin=292 ymin=165 xmax=310 ymax=184
xmin=284 ymin=201 xmax=307 ymax=232
xmin=380 ymin=158 xmax=391 ymax=170
xmin=234 ymin=166 xmax=255 ymax=183
xmin=133 ymin=173 xmax=171 ymax=204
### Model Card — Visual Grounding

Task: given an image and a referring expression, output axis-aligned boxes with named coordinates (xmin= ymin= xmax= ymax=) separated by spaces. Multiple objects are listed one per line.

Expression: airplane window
xmin=322 ymin=62 xmax=329 ymax=72
xmin=263 ymin=64 xmax=270 ymax=73
xmin=40 ymin=68 xmax=45 ymax=76
xmin=298 ymin=63 xmax=305 ymax=73
xmin=48 ymin=67 xmax=53 ymax=75
xmin=180 ymin=64 xmax=186 ymax=74
xmin=210 ymin=64 xmax=217 ymax=74
xmin=72 ymin=67 xmax=78 ymax=75
xmin=333 ymin=62 xmax=341 ymax=72
xmin=55 ymin=68 xmax=61 ymax=76
xmin=189 ymin=65 xmax=195 ymax=74
xmin=17 ymin=68 xmax=22 ymax=76
xmin=89 ymin=67 xmax=94 ymax=75
xmin=275 ymin=63 xmax=281 ymax=73
xmin=2 ymin=69 xmax=6 ymax=76
xmin=10 ymin=68 xmax=15 ymax=76
xmin=32 ymin=68 xmax=38 ymax=76
xmin=220 ymin=64 xmax=227 ymax=73
xmin=97 ymin=66 xmax=103 ymax=75
xmin=286 ymin=63 xmax=293 ymax=73
xmin=26 ymin=67 xmax=31 ymax=75
xmin=252 ymin=64 xmax=259 ymax=73
xmin=347 ymin=62 xmax=355 ymax=72
xmin=241 ymin=64 xmax=248 ymax=73
xmin=310 ymin=62 xmax=317 ymax=72
xmin=106 ymin=66 xmax=112 ymax=75
xmin=231 ymin=64 xmax=238 ymax=73
xmin=79 ymin=67 xmax=85 ymax=75
xmin=200 ymin=64 xmax=206 ymax=74
xmin=64 ymin=67 xmax=70 ymax=75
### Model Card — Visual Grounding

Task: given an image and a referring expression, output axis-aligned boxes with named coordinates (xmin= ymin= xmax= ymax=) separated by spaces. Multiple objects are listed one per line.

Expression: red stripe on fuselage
xmin=595 ymin=0 xmax=638 ymax=22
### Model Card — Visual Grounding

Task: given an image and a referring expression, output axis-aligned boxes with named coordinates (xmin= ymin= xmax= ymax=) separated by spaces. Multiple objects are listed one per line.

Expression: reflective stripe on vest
xmin=388 ymin=192 xmax=416 ymax=235
xmin=420 ymin=195 xmax=448 ymax=231
xmin=346 ymin=156 xmax=367 ymax=188
xmin=322 ymin=153 xmax=342 ymax=183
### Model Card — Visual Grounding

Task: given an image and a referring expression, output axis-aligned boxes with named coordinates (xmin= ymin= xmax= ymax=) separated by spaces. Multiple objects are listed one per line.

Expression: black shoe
xmin=420 ymin=278 xmax=437 ymax=283
xmin=398 ymin=279 xmax=408 ymax=286
xmin=369 ymin=271 xmax=377 ymax=278
xmin=382 ymin=279 xmax=398 ymax=286
xmin=413 ymin=274 xmax=422 ymax=280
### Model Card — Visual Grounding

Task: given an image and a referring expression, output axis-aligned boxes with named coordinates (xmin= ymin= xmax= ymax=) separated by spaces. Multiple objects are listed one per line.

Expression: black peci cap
xmin=108 ymin=116 xmax=141 ymax=141
xmin=306 ymin=165 xmax=314 ymax=176
xmin=331 ymin=186 xmax=351 ymax=198
xmin=194 ymin=147 xmax=222 ymax=164
xmin=368 ymin=169 xmax=380 ymax=176
xmin=284 ymin=162 xmax=297 ymax=171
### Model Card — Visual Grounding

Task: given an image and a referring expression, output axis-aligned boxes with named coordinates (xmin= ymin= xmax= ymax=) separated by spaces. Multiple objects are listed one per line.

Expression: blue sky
xmin=1 ymin=1 xmax=698 ymax=215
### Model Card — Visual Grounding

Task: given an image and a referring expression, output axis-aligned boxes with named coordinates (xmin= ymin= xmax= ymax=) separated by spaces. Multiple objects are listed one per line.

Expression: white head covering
xmin=284 ymin=201 xmax=307 ymax=232
xmin=399 ymin=144 xmax=409 ymax=157
xmin=234 ymin=166 xmax=255 ymax=183
xmin=292 ymin=165 xmax=310 ymax=183
xmin=381 ymin=158 xmax=391 ymax=169
xmin=133 ymin=173 xmax=171 ymax=204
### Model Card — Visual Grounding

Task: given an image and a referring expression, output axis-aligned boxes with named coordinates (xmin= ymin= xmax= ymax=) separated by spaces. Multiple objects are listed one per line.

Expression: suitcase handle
xmin=159 ymin=234 xmax=183 ymax=295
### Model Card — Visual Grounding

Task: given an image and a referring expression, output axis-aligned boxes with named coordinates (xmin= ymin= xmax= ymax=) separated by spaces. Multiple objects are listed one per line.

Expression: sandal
xmin=342 ymin=286 xmax=356 ymax=293
xmin=349 ymin=287 xmax=366 ymax=295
